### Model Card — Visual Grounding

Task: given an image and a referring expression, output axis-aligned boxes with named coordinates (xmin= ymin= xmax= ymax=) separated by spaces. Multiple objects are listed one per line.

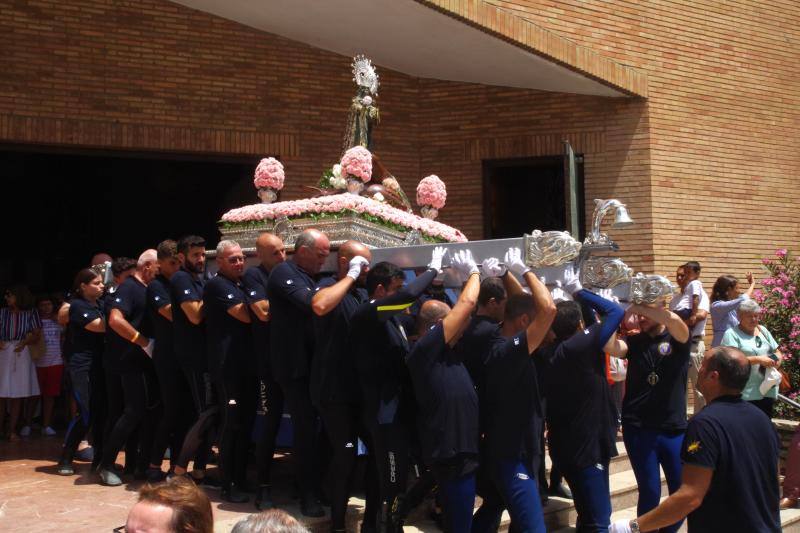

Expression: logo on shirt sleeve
xmin=686 ymin=440 xmax=702 ymax=454
xmin=227 ymin=294 xmax=233 ymax=299
xmin=83 ymin=313 xmax=89 ymax=318
xmin=115 ymin=297 xmax=121 ymax=303
xmin=154 ymin=296 xmax=160 ymax=302
xmin=514 ymin=337 xmax=520 ymax=346
xmin=184 ymin=289 xmax=190 ymax=295
xmin=286 ymin=279 xmax=293 ymax=285
xmin=250 ymin=291 xmax=256 ymax=296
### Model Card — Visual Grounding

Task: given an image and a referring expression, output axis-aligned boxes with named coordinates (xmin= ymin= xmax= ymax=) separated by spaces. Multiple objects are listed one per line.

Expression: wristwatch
xmin=629 ymin=519 xmax=641 ymax=533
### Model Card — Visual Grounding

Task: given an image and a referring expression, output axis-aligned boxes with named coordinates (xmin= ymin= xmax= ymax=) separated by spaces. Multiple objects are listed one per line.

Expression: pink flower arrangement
xmin=416 ymin=175 xmax=447 ymax=209
xmin=221 ymin=193 xmax=467 ymax=243
xmin=340 ymin=146 xmax=372 ymax=183
xmin=253 ymin=157 xmax=285 ymax=190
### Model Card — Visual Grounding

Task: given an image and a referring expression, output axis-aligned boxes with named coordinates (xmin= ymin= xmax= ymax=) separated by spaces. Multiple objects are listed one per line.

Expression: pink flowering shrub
xmin=757 ymin=249 xmax=800 ymax=417
xmin=220 ymin=193 xmax=467 ymax=243
xmin=253 ymin=157 xmax=285 ymax=190
xmin=340 ymin=146 xmax=372 ymax=183
xmin=416 ymin=175 xmax=447 ymax=210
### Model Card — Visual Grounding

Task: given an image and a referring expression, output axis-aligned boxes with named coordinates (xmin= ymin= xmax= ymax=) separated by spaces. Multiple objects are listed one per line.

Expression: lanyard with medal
xmin=647 ymin=340 xmax=673 ymax=386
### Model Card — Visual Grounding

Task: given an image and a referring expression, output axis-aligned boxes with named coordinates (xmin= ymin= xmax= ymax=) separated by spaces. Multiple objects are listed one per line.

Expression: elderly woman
xmin=720 ymin=299 xmax=783 ymax=417
xmin=0 ymin=285 xmax=42 ymax=440
xmin=710 ymin=272 xmax=756 ymax=347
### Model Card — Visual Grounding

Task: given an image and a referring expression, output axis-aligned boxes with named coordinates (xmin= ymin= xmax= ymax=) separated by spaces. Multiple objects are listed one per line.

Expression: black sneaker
xmin=221 ymin=484 xmax=249 ymax=503
xmin=145 ymin=467 xmax=165 ymax=483
xmin=254 ymin=485 xmax=274 ymax=511
xmin=300 ymin=494 xmax=325 ymax=518
xmin=549 ymin=482 xmax=573 ymax=500
xmin=57 ymin=462 xmax=74 ymax=476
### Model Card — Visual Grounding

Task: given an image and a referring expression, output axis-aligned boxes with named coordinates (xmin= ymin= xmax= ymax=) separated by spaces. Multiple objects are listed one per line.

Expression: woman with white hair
xmin=720 ymin=299 xmax=784 ymax=417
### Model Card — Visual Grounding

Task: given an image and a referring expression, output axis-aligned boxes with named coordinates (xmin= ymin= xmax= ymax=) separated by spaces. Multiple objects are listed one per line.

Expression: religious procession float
xmin=217 ymin=55 xmax=672 ymax=304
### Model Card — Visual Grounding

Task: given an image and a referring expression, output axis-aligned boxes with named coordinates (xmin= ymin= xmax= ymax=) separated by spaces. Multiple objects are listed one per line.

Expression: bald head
xmin=137 ymin=249 xmax=159 ymax=284
xmin=256 ymin=233 xmax=286 ymax=271
xmin=90 ymin=253 xmax=112 ymax=267
xmin=417 ymin=299 xmax=451 ymax=335
xmin=337 ymin=240 xmax=372 ymax=281
xmin=294 ymin=229 xmax=330 ymax=274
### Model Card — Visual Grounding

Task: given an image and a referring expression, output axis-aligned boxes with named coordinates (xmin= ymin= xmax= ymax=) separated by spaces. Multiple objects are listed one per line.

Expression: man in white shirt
xmin=669 ymin=262 xmax=709 ymax=412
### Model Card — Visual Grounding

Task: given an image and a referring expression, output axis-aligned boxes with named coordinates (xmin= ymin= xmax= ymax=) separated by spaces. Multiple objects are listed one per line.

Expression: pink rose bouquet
xmin=416 ymin=175 xmax=447 ymax=209
xmin=340 ymin=146 xmax=372 ymax=183
xmin=253 ymin=157 xmax=285 ymax=190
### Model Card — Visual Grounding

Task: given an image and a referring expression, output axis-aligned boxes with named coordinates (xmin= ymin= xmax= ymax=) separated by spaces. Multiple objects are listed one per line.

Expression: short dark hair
xmin=111 ymin=257 xmax=137 ymax=276
xmin=706 ymin=346 xmax=750 ymax=392
xmin=366 ymin=262 xmax=404 ymax=296
xmin=157 ymin=239 xmax=178 ymax=260
xmin=177 ymin=235 xmax=206 ymax=255
xmin=504 ymin=294 xmax=534 ymax=321
xmin=551 ymin=300 xmax=583 ymax=341
xmin=35 ymin=293 xmax=55 ymax=306
xmin=137 ymin=476 xmax=213 ymax=533
xmin=478 ymin=278 xmax=506 ymax=307
xmin=684 ymin=261 xmax=701 ymax=274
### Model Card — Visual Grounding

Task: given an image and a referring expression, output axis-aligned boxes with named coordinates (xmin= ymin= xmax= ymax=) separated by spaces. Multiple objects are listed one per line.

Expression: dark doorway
xmin=0 ymin=146 xmax=259 ymax=292
xmin=483 ymin=156 xmax=585 ymax=239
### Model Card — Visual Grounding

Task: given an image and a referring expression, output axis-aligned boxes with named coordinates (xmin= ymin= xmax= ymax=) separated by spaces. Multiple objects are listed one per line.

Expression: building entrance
xmin=482 ymin=155 xmax=585 ymax=240
xmin=0 ymin=146 xmax=257 ymax=292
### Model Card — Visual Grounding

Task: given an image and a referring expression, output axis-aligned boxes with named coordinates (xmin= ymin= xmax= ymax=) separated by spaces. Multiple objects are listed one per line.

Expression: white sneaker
xmin=19 ymin=426 xmax=31 ymax=437
xmin=42 ymin=427 xmax=57 ymax=436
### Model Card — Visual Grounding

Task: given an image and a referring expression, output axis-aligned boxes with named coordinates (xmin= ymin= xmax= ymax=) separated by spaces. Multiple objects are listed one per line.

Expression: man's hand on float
xmin=428 ymin=246 xmax=447 ymax=273
xmin=562 ymin=263 xmax=584 ymax=295
xmin=346 ymin=256 xmax=370 ymax=281
xmin=504 ymin=247 xmax=530 ymax=277
xmin=481 ymin=257 xmax=507 ymax=278
xmin=451 ymin=250 xmax=480 ymax=281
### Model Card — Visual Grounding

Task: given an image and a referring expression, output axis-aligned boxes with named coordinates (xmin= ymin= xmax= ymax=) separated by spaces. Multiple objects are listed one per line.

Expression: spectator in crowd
xmin=710 ymin=272 xmax=756 ymax=347
xmin=123 ymin=476 xmax=213 ymax=533
xmin=231 ymin=509 xmax=310 ymax=533
xmin=0 ymin=284 xmax=42 ymax=441
xmin=32 ymin=294 xmax=64 ymax=436
xmin=781 ymin=424 xmax=800 ymax=509
xmin=721 ymin=299 xmax=784 ymax=417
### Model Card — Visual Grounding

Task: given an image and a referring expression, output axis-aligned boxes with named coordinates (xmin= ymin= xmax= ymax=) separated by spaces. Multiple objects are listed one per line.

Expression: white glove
xmin=562 ymin=263 xmax=583 ymax=295
xmin=504 ymin=247 xmax=530 ymax=277
xmin=609 ymin=519 xmax=633 ymax=533
xmin=451 ymin=249 xmax=480 ymax=280
xmin=428 ymin=246 xmax=447 ymax=272
xmin=481 ymin=257 xmax=507 ymax=278
xmin=346 ymin=255 xmax=370 ymax=280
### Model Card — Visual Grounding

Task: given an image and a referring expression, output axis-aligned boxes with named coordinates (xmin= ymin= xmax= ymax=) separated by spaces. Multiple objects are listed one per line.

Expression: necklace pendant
xmin=647 ymin=371 xmax=660 ymax=386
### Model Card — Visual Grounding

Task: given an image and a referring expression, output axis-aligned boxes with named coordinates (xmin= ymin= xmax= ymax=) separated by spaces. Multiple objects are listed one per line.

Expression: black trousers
xmin=255 ymin=376 xmax=284 ymax=485
xmin=176 ymin=368 xmax=217 ymax=471
xmin=150 ymin=353 xmax=193 ymax=468
xmin=279 ymin=377 xmax=319 ymax=497
xmin=362 ymin=391 xmax=411 ymax=509
xmin=87 ymin=358 xmax=107 ymax=466
xmin=103 ymin=367 xmax=139 ymax=470
xmin=215 ymin=366 xmax=258 ymax=486
xmin=61 ymin=361 xmax=92 ymax=464
xmin=101 ymin=365 xmax=161 ymax=471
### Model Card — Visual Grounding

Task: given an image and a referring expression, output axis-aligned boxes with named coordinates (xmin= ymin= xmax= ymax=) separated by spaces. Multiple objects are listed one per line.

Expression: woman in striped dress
xmin=0 ymin=285 xmax=42 ymax=440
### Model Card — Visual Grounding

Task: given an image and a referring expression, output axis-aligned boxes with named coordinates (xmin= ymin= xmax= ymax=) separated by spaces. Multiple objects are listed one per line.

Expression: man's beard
xmin=185 ymin=260 xmax=204 ymax=275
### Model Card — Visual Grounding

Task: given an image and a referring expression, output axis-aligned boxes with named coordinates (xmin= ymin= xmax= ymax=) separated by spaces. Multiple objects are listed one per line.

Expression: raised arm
xmin=562 ymin=264 xmax=625 ymax=350
xmin=504 ymin=247 xmax=557 ymax=353
xmin=312 ymin=256 xmax=369 ymax=316
xmin=373 ymin=247 xmax=445 ymax=322
xmin=631 ymin=303 xmax=690 ymax=343
xmin=443 ymin=250 xmax=480 ymax=345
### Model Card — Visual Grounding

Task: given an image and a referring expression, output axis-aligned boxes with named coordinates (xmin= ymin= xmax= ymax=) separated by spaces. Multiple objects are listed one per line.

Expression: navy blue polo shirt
xmin=623 ymin=329 xmax=691 ymax=432
xmin=170 ymin=269 xmax=206 ymax=372
xmin=203 ymin=274 xmax=253 ymax=376
xmin=105 ymin=276 xmax=150 ymax=374
xmin=266 ymin=261 xmax=315 ymax=383
xmin=681 ymin=395 xmax=780 ymax=532
xmin=457 ymin=315 xmax=503 ymax=427
xmin=483 ymin=330 xmax=543 ymax=469
xmin=310 ymin=276 xmax=368 ymax=407
xmin=242 ymin=264 xmax=272 ymax=380
xmin=67 ymin=297 xmax=105 ymax=369
xmin=540 ymin=323 xmax=618 ymax=471
xmin=407 ymin=322 xmax=479 ymax=463
xmin=146 ymin=275 xmax=174 ymax=362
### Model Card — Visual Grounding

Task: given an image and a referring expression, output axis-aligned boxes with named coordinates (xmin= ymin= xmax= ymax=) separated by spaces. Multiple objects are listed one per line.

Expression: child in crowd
xmin=31 ymin=294 xmax=64 ymax=436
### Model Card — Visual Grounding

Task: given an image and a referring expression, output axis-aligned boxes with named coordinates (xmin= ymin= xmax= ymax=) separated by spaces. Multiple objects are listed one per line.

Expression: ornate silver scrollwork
xmin=628 ymin=273 xmax=675 ymax=304
xmin=580 ymin=257 xmax=633 ymax=289
xmin=272 ymin=215 xmax=295 ymax=245
xmin=584 ymin=199 xmax=634 ymax=247
xmin=352 ymin=55 xmax=379 ymax=95
xmin=523 ymin=230 xmax=582 ymax=267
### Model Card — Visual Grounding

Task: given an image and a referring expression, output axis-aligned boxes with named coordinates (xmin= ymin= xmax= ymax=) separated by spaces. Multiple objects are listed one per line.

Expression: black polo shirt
xmin=682 ymin=395 xmax=780 ymax=532
xmin=458 ymin=315 xmax=502 ymax=427
xmin=483 ymin=330 xmax=543 ymax=469
xmin=266 ymin=260 xmax=316 ymax=383
xmin=203 ymin=274 xmax=252 ymax=376
xmin=67 ymin=297 xmax=105 ymax=368
xmin=146 ymin=275 xmax=174 ymax=363
xmin=623 ymin=329 xmax=691 ymax=432
xmin=170 ymin=269 xmax=206 ymax=372
xmin=242 ymin=264 xmax=272 ymax=380
xmin=310 ymin=276 xmax=368 ymax=407
xmin=540 ymin=323 xmax=618 ymax=471
xmin=407 ymin=322 xmax=479 ymax=463
xmin=105 ymin=276 xmax=150 ymax=374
